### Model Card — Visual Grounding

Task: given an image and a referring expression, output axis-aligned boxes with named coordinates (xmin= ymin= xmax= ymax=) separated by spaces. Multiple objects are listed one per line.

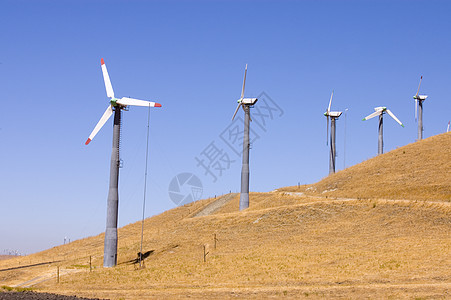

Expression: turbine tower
xmin=85 ymin=58 xmax=162 ymax=267
xmin=231 ymin=64 xmax=258 ymax=211
xmin=324 ymin=91 xmax=342 ymax=174
xmin=413 ymin=76 xmax=428 ymax=140
xmin=362 ymin=106 xmax=404 ymax=155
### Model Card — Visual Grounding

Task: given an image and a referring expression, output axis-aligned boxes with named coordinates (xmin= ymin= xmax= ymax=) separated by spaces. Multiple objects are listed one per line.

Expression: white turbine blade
xmin=415 ymin=75 xmax=423 ymax=97
xmin=232 ymin=103 xmax=242 ymax=121
xmin=85 ymin=105 xmax=113 ymax=145
xmin=362 ymin=111 xmax=381 ymax=121
xmin=101 ymin=58 xmax=114 ymax=98
xmin=328 ymin=91 xmax=333 ymax=113
xmin=241 ymin=64 xmax=247 ymax=99
xmin=447 ymin=121 xmax=450 ymax=132
xmin=117 ymin=97 xmax=162 ymax=107
xmin=386 ymin=109 xmax=404 ymax=127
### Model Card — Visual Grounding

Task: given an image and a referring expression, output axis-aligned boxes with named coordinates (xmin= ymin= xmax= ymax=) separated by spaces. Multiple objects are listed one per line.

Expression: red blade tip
xmin=155 ymin=103 xmax=162 ymax=107
xmin=101 ymin=58 xmax=105 ymax=65
xmin=85 ymin=138 xmax=92 ymax=145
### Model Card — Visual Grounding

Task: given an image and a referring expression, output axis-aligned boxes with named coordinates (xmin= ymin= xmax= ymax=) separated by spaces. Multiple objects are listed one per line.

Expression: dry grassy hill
xmin=0 ymin=133 xmax=450 ymax=299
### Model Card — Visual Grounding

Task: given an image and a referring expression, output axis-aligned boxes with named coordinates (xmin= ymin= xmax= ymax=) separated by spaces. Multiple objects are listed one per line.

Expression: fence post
xmin=203 ymin=245 xmax=209 ymax=262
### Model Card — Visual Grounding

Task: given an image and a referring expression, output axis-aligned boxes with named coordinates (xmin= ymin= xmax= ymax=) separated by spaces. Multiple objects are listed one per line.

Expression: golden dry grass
xmin=0 ymin=133 xmax=450 ymax=299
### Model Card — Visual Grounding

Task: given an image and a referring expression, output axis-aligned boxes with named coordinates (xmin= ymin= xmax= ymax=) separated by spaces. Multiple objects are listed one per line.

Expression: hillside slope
xmin=0 ymin=134 xmax=450 ymax=299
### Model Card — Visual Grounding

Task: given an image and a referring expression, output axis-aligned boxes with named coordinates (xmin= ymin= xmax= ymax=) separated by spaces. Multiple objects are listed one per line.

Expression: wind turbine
xmin=362 ymin=106 xmax=404 ymax=155
xmin=85 ymin=58 xmax=162 ymax=268
xmin=324 ymin=91 xmax=342 ymax=174
xmin=413 ymin=76 xmax=428 ymax=140
xmin=231 ymin=64 xmax=258 ymax=211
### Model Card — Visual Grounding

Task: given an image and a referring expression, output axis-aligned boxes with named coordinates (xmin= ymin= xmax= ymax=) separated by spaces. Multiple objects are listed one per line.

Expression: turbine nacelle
xmin=413 ymin=95 xmax=428 ymax=101
xmin=238 ymin=98 xmax=258 ymax=105
xmin=325 ymin=111 xmax=342 ymax=118
xmin=374 ymin=106 xmax=387 ymax=112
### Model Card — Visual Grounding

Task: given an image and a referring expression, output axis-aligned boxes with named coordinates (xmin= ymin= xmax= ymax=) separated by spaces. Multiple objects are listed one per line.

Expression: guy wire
xmin=139 ymin=104 xmax=151 ymax=268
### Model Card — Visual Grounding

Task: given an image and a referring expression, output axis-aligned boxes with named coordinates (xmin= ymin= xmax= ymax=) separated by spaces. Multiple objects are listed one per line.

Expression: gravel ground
xmin=0 ymin=291 xmax=107 ymax=300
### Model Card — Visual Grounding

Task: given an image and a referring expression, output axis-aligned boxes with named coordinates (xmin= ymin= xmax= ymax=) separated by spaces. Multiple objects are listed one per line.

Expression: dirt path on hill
xmin=193 ymin=193 xmax=238 ymax=217
xmin=282 ymin=192 xmax=451 ymax=207
xmin=13 ymin=269 xmax=83 ymax=288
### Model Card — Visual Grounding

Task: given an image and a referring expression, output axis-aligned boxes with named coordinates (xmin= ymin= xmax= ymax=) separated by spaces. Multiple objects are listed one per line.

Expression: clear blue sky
xmin=1 ymin=0 xmax=450 ymax=254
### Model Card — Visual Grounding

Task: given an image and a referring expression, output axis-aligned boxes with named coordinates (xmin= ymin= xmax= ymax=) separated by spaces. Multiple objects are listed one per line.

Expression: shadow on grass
xmin=120 ymin=250 xmax=154 ymax=265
